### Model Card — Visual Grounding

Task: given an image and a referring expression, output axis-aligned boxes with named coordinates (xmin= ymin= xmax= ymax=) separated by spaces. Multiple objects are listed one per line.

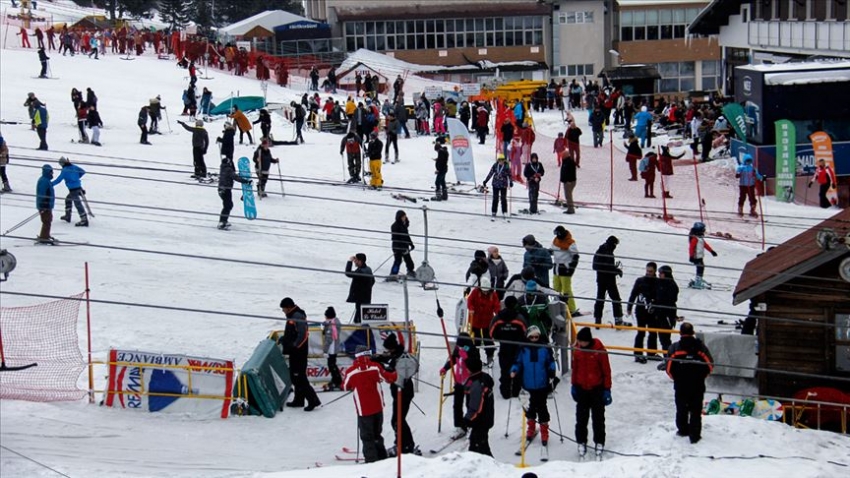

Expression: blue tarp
xmin=209 ymin=96 xmax=266 ymax=116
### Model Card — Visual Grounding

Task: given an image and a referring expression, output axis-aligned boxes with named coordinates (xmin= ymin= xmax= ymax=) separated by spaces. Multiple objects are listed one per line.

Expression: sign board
xmin=774 ymin=120 xmax=796 ymax=203
xmin=361 ymin=304 xmax=389 ymax=322
xmin=236 ymin=41 xmax=251 ymax=52
xmin=423 ymin=86 xmax=443 ymax=99
xmin=460 ymin=83 xmax=481 ymax=97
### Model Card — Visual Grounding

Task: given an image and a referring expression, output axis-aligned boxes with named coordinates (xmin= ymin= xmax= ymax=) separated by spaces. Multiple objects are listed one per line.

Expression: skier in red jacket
xmin=571 ymin=327 xmax=612 ymax=460
xmin=343 ymin=345 xmax=397 ymax=463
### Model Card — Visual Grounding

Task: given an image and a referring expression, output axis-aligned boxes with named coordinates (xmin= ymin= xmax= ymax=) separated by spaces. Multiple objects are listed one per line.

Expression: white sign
xmin=460 ymin=83 xmax=481 ymax=96
xmin=446 ymin=118 xmax=476 ymax=183
xmin=423 ymin=86 xmax=443 ymax=99
xmin=236 ymin=41 xmax=251 ymax=51
xmin=361 ymin=304 xmax=389 ymax=322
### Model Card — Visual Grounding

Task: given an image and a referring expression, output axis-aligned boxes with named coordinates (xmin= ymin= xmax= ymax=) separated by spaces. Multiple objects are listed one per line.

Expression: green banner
xmin=774 ymin=120 xmax=796 ymax=203
xmin=722 ymin=103 xmax=748 ymax=145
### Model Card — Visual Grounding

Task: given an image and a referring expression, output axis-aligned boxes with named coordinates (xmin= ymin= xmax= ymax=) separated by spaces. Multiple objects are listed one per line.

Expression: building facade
xmin=614 ymin=0 xmax=722 ymax=95
xmin=551 ymin=0 xmax=607 ymax=81
xmin=304 ymin=0 xmax=552 ymax=79
xmin=690 ymin=0 xmax=850 ymax=96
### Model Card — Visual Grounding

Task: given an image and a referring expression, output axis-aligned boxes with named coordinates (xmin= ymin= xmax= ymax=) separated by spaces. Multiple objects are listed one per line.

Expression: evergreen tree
xmin=159 ymin=0 xmax=190 ymax=28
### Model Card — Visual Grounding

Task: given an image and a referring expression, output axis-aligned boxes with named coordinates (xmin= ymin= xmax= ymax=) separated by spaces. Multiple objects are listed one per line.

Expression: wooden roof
xmin=242 ymin=25 xmax=275 ymax=39
xmin=733 ymin=208 xmax=850 ymax=305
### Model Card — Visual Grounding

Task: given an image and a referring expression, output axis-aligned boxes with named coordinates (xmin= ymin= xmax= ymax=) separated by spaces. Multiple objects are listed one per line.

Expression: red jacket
xmin=520 ymin=127 xmax=536 ymax=146
xmin=812 ymin=165 xmax=835 ymax=186
xmin=571 ymin=338 xmax=612 ymax=391
xmin=467 ymin=288 xmax=501 ymax=330
xmin=343 ymin=355 xmax=397 ymax=417
xmin=553 ymin=137 xmax=567 ymax=154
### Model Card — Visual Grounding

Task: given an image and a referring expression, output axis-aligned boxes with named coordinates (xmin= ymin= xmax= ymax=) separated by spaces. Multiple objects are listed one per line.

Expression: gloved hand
xmin=603 ymin=389 xmax=612 ymax=406
xmin=551 ymin=376 xmax=560 ymax=391
xmin=710 ymin=250 xmax=718 ymax=257
xmin=626 ymin=307 xmax=633 ymax=316
xmin=547 ymin=368 xmax=556 ymax=379
xmin=436 ymin=306 xmax=444 ymax=318
xmin=409 ymin=244 xmax=415 ymax=251
xmin=566 ymin=267 xmax=575 ymax=277
xmin=571 ymin=385 xmax=579 ymax=402
xmin=807 ymin=182 xmax=813 ymax=188
xmin=617 ymin=269 xmax=623 ymax=278
xmin=509 ymin=182 xmax=514 ymax=188
xmin=439 ymin=368 xmax=447 ymax=377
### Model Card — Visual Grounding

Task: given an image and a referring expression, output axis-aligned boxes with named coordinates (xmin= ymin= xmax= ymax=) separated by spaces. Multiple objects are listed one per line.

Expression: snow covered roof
xmin=618 ymin=0 xmax=709 ymax=7
xmin=219 ymin=10 xmax=317 ymax=37
xmin=338 ymin=49 xmax=443 ymax=76
xmin=764 ymin=69 xmax=850 ymax=86
xmin=738 ymin=61 xmax=850 ymax=73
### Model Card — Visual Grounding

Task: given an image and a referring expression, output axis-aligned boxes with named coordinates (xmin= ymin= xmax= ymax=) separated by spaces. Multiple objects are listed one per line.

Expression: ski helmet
xmin=692 ymin=222 xmax=706 ymax=233
xmin=553 ymin=225 xmax=568 ymax=238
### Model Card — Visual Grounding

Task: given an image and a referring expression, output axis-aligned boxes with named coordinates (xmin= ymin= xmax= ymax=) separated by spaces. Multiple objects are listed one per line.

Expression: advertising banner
xmin=446 ymin=118 xmax=476 ymax=183
xmin=105 ymin=349 xmax=234 ymax=418
xmin=774 ymin=120 xmax=796 ymax=202
xmin=722 ymin=102 xmax=748 ymax=145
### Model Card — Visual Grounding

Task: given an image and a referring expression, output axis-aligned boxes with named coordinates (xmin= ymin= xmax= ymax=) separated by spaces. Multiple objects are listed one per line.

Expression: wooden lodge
xmin=733 ymin=209 xmax=850 ymax=399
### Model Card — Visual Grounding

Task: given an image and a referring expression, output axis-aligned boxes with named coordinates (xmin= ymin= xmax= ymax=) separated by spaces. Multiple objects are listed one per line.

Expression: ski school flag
xmin=446 ymin=118 xmax=476 ymax=183
xmin=722 ymin=103 xmax=748 ymax=145
xmin=774 ymin=120 xmax=796 ymax=203
xmin=105 ymin=349 xmax=234 ymax=418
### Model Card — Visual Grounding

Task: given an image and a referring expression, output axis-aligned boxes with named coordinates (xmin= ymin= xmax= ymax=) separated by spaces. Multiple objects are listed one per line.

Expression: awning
xmin=599 ymin=65 xmax=661 ymax=81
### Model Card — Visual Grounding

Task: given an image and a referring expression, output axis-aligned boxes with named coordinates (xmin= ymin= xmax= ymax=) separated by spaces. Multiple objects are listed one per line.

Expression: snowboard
xmin=455 ymin=297 xmax=468 ymax=334
xmin=237 ymin=157 xmax=257 ymax=220
xmin=703 ymin=398 xmax=783 ymax=421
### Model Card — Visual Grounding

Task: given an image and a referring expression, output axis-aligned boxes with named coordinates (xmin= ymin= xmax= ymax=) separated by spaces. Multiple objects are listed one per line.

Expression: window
xmin=560 ymin=64 xmax=593 ymax=77
xmin=702 ymin=60 xmax=720 ymax=91
xmin=656 ymin=61 xmax=695 ymax=93
xmin=836 ymin=313 xmax=850 ymax=372
xmin=562 ymin=10 xmax=595 ymax=24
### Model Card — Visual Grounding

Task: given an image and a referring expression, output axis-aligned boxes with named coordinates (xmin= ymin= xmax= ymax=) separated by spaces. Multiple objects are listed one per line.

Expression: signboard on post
xmin=423 ymin=86 xmax=442 ymax=99
xmin=774 ymin=120 xmax=796 ymax=203
xmin=361 ymin=304 xmax=389 ymax=322
xmin=460 ymin=83 xmax=481 ymax=97
xmin=446 ymin=118 xmax=476 ymax=183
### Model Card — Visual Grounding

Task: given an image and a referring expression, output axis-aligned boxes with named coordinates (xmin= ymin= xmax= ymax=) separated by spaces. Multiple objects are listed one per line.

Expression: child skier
xmin=439 ymin=332 xmax=478 ymax=440
xmin=510 ymin=325 xmax=557 ymax=450
xmin=321 ymin=307 xmax=343 ymax=391
xmin=687 ymin=222 xmax=717 ymax=289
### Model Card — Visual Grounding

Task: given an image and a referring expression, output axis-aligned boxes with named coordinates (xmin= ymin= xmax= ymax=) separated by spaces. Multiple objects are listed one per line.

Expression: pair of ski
xmin=578 ymin=444 xmax=604 ymax=462
xmin=491 ymin=215 xmax=511 ymax=223
xmin=515 ymin=431 xmax=548 ymax=462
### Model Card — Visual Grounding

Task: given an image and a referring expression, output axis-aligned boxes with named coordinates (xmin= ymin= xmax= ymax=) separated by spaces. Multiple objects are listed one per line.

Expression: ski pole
xmin=437 ymin=373 xmax=445 ymax=433
xmin=164 ymin=107 xmax=173 ymax=133
xmin=340 ymin=153 xmax=346 ymax=182
xmin=553 ymin=390 xmax=564 ymax=443
xmin=372 ymin=253 xmax=394 ymax=275
xmin=322 ymin=389 xmax=353 ymax=407
xmin=2 ymin=212 xmax=39 ymax=236
xmin=504 ymin=377 xmax=513 ymax=438
xmin=276 ymin=161 xmax=285 ymax=198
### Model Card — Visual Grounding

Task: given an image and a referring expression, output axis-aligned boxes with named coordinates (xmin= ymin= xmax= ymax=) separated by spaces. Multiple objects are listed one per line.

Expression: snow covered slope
xmin=0 ymin=35 xmax=845 ymax=478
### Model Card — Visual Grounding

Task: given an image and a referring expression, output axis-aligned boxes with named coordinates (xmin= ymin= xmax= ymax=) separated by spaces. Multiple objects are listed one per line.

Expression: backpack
xmin=638 ymin=156 xmax=649 ymax=173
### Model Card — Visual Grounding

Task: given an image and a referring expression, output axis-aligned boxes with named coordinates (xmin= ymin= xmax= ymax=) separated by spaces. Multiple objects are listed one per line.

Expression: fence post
xmin=609 ymin=129 xmax=614 ymax=212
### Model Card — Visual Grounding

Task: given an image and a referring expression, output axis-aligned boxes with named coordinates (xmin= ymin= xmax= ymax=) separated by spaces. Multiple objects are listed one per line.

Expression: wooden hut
xmin=733 ymin=209 xmax=850 ymax=398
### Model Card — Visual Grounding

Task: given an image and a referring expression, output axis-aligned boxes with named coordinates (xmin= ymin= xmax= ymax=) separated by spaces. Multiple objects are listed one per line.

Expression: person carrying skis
xmin=36 ymin=164 xmax=56 ymax=244
xmin=87 ymin=104 xmax=103 ymax=146
xmin=735 ymin=154 xmax=763 ymax=217
xmin=177 ymin=119 xmax=210 ymax=179
xmin=666 ymin=322 xmax=713 ymax=444
xmin=482 ymin=154 xmax=513 ymax=220
xmin=345 ymin=253 xmax=375 ymax=323
xmin=467 ymin=276 xmax=500 ymax=366
xmin=687 ymin=222 xmax=717 ymax=289
xmin=433 ymin=140 xmax=449 ymax=201
xmin=627 ymin=262 xmax=658 ymax=363
xmin=552 ymin=226 xmax=580 ymax=317
xmin=464 ymin=354 xmax=495 ymax=457
xmin=252 ymin=139 xmax=279 ymax=198
xmin=511 ymin=325 xmax=557 ymax=448
xmin=343 ymin=345 xmax=396 ymax=463
xmin=340 ymin=131 xmax=363 ymax=183
xmin=571 ymin=327 xmax=612 ymax=460
xmin=523 ymin=153 xmax=544 ymax=214
xmin=376 ymin=332 xmax=420 ymax=456
xmin=321 ymin=306 xmax=343 ymax=391
xmin=592 ymin=236 xmax=625 ymax=326
xmin=229 ymin=106 xmax=253 ymax=145
xmin=388 ymin=210 xmax=416 ymax=281
xmin=216 ymin=156 xmax=251 ymax=230
xmin=522 ymin=234 xmax=553 ymax=288
xmin=253 ymin=108 xmax=271 ymax=140
xmin=366 ymin=132 xmax=384 ymax=189
xmin=808 ymin=158 xmax=836 ymax=209
xmin=53 ymin=157 xmax=88 ymax=227
xmin=439 ymin=332 xmax=478 ymax=440
xmin=654 ymin=265 xmax=680 ymax=360
xmin=278 ymin=297 xmax=321 ymax=412
xmin=489 ymin=296 xmax=528 ymax=398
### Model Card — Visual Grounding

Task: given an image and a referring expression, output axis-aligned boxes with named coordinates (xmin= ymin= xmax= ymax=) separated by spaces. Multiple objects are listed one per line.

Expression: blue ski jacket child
xmin=52 ymin=164 xmax=86 ymax=190
xmin=511 ymin=340 xmax=557 ymax=391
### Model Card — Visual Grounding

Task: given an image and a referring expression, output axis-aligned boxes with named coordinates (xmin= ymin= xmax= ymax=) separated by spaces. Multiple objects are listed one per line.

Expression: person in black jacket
xmin=465 ymin=250 xmax=489 ymax=288
xmin=290 ymin=101 xmax=305 ymax=144
xmin=366 ymin=132 xmax=384 ymax=189
xmin=433 ymin=142 xmax=449 ymax=201
xmin=138 ymin=106 xmax=151 ymax=145
xmin=560 ymin=150 xmax=577 ymax=214
xmin=627 ymin=262 xmax=658 ymax=363
xmin=177 ymin=119 xmax=210 ymax=178
xmin=654 ymin=265 xmax=680 ymax=354
xmin=252 ymin=139 xmax=279 ymax=198
xmin=592 ymin=236 xmax=625 ymax=325
xmin=253 ymin=109 xmax=272 ymax=140
xmin=37 ymin=46 xmax=49 ymax=78
xmin=375 ymin=332 xmax=420 ymax=456
xmin=489 ymin=296 xmax=528 ymax=399
xmin=389 ymin=210 xmax=415 ymax=281
xmin=666 ymin=322 xmax=713 ymax=444
xmin=216 ymin=157 xmax=251 ymax=230
xmin=216 ymin=123 xmax=236 ymax=161
xmin=345 ymin=253 xmax=375 ymax=323
xmin=464 ymin=354 xmax=495 ymax=456
xmin=86 ymin=104 xmax=103 ymax=146
xmin=523 ymin=153 xmax=545 ymax=214
xmin=279 ymin=297 xmax=321 ymax=411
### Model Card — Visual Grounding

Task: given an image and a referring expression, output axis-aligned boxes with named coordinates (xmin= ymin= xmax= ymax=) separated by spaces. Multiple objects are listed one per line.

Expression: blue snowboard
xmin=237 ymin=157 xmax=257 ymax=220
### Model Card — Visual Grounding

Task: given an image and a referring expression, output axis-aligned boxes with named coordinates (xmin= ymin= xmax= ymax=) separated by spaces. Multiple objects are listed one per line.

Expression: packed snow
xmin=0 ymin=22 xmax=847 ymax=478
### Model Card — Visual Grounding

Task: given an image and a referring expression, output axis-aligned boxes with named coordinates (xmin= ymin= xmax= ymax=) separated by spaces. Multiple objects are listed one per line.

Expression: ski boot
xmin=594 ymin=443 xmax=604 ymax=460
xmin=60 ymin=214 xmax=71 ymax=223
xmin=1 ymin=182 xmax=11 ymax=193
xmin=749 ymin=206 xmax=758 ymax=218
xmin=449 ymin=427 xmax=468 ymax=440
xmin=75 ymin=219 xmax=89 ymax=227
xmin=526 ymin=419 xmax=537 ymax=442
xmin=217 ymin=222 xmax=231 ymax=230
xmin=737 ymin=205 xmax=744 ymax=217
xmin=540 ymin=423 xmax=549 ymax=447
xmin=36 ymin=236 xmax=55 ymax=245
xmin=578 ymin=443 xmax=588 ymax=459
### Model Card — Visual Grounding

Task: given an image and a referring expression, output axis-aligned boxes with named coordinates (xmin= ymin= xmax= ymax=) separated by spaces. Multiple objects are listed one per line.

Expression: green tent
xmin=234 ymin=339 xmax=291 ymax=418
xmin=209 ymin=96 xmax=266 ymax=116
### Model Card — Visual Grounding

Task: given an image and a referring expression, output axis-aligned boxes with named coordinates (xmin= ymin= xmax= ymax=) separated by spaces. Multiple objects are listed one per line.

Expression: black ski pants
xmin=287 ymin=348 xmax=319 ymax=407
xmin=385 ymin=133 xmax=398 ymax=159
xmin=193 ymin=147 xmax=207 ymax=177
xmin=491 ymin=187 xmax=507 ymax=215
xmin=390 ymin=249 xmax=415 ymax=276
xmin=575 ymin=387 xmax=606 ymax=446
xmin=239 ymin=129 xmax=253 ymax=144
xmin=468 ymin=425 xmax=492 ymax=456
xmin=526 ymin=387 xmax=550 ymax=423
xmin=358 ymin=412 xmax=387 ymax=463
xmin=471 ymin=326 xmax=494 ymax=362
xmin=218 ymin=188 xmax=233 ymax=224
xmin=347 ymin=152 xmax=362 ymax=180
xmin=327 ymin=354 xmax=342 ymax=387
xmin=633 ymin=306 xmax=656 ymax=356
xmin=653 ymin=308 xmax=677 ymax=352
xmin=593 ymin=276 xmax=623 ymax=323
xmin=527 ymin=181 xmax=540 ymax=213
xmin=139 ymin=125 xmax=148 ymax=143
xmin=452 ymin=383 xmax=466 ymax=430
xmin=497 ymin=344 xmax=522 ymax=399
xmin=37 ymin=127 xmax=48 ymax=150
xmin=257 ymin=171 xmax=269 ymax=195
xmin=674 ymin=385 xmax=705 ymax=441
xmin=390 ymin=381 xmax=416 ymax=453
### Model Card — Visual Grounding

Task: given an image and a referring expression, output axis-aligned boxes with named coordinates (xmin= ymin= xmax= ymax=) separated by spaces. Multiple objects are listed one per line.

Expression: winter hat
xmin=522 ymin=234 xmax=536 ymax=246
xmin=58 ymin=156 xmax=70 ymax=166
xmin=526 ymin=325 xmax=541 ymax=338
xmin=383 ymin=332 xmax=399 ymax=351
xmin=659 ymin=265 xmax=673 ymax=278
xmin=324 ymin=306 xmax=336 ymax=318
xmin=520 ymin=266 xmax=535 ymax=281
xmin=474 ymin=250 xmax=486 ymax=260
xmin=606 ymin=235 xmax=619 ymax=246
xmin=478 ymin=276 xmax=491 ymax=290
xmin=526 ymin=280 xmax=537 ymax=291
xmin=743 ymin=154 xmax=753 ymax=163
xmin=195 ymin=119 xmax=204 ymax=127
xmin=553 ymin=225 xmax=567 ymax=238
xmin=504 ymin=295 xmax=519 ymax=309
xmin=41 ymin=164 xmax=52 ymax=174
xmin=577 ymin=326 xmax=593 ymax=343
xmin=355 ymin=253 xmax=367 ymax=263
xmin=680 ymin=322 xmax=695 ymax=336
xmin=280 ymin=297 xmax=295 ymax=309
xmin=641 ymin=106 xmax=648 ymax=112
xmin=521 ymin=472 xmax=539 ymax=478
xmin=354 ymin=345 xmax=372 ymax=357
xmin=466 ymin=354 xmax=483 ymax=373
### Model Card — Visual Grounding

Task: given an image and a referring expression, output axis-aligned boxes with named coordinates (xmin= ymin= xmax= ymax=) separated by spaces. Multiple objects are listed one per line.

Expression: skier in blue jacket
xmin=52 ymin=156 xmax=88 ymax=227
xmin=36 ymin=164 xmax=55 ymax=244
xmin=735 ymin=154 xmax=763 ymax=218
xmin=510 ymin=325 xmax=558 ymax=447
